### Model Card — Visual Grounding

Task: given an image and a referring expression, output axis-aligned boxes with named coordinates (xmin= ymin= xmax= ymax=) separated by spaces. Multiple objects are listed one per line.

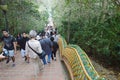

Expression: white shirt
xmin=52 ymin=34 xmax=59 ymax=42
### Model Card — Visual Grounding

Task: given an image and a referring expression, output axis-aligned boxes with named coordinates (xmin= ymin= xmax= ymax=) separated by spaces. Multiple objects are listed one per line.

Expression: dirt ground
xmin=90 ymin=56 xmax=119 ymax=80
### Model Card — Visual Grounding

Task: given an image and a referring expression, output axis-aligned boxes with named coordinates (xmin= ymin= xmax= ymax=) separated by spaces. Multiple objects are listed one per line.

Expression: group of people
xmin=0 ymin=28 xmax=59 ymax=75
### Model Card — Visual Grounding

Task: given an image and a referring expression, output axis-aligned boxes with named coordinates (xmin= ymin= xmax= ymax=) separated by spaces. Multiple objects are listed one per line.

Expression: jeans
xmin=21 ymin=49 xmax=26 ymax=57
xmin=47 ymin=52 xmax=52 ymax=63
xmin=42 ymin=56 xmax=47 ymax=65
xmin=3 ymin=48 xmax=14 ymax=57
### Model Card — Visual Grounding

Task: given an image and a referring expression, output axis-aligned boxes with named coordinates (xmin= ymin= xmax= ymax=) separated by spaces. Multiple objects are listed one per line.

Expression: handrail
xmin=58 ymin=36 xmax=67 ymax=57
xmin=71 ymin=45 xmax=99 ymax=77
xmin=58 ymin=36 xmax=105 ymax=80
xmin=63 ymin=46 xmax=91 ymax=80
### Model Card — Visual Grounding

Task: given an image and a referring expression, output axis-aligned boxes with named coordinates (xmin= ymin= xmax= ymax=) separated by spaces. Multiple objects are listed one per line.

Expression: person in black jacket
xmin=50 ymin=37 xmax=59 ymax=61
xmin=19 ymin=32 xmax=29 ymax=61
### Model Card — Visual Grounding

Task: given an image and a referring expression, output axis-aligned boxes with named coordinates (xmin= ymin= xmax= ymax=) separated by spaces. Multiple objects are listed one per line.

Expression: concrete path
xmin=0 ymin=51 xmax=69 ymax=80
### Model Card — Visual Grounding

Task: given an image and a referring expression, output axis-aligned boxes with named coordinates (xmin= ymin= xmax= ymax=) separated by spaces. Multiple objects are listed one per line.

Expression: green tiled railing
xmin=58 ymin=36 xmax=105 ymax=80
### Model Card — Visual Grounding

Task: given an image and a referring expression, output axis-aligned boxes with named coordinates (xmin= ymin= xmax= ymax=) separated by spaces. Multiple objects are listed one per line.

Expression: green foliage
xmin=0 ymin=0 xmax=48 ymax=36
xmin=57 ymin=0 xmax=120 ymax=65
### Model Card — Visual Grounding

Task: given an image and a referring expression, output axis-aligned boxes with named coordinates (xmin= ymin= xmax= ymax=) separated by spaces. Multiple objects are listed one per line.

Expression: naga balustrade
xmin=58 ymin=36 xmax=105 ymax=80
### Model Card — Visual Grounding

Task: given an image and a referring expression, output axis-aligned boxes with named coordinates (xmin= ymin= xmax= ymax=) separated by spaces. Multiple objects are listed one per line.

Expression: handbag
xmin=27 ymin=42 xmax=46 ymax=59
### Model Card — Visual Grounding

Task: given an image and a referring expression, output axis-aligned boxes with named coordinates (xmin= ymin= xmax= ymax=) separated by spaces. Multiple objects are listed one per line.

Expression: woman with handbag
xmin=25 ymin=30 xmax=44 ymax=77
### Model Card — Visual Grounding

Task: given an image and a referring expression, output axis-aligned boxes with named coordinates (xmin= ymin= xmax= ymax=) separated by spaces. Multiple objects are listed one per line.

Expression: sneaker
xmin=26 ymin=61 xmax=30 ymax=64
xmin=54 ymin=57 xmax=56 ymax=61
xmin=12 ymin=63 xmax=15 ymax=67
xmin=48 ymin=62 xmax=51 ymax=63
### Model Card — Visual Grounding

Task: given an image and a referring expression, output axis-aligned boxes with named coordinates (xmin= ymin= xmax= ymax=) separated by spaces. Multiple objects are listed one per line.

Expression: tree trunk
xmin=67 ymin=10 xmax=71 ymax=43
xmin=101 ymin=0 xmax=108 ymax=23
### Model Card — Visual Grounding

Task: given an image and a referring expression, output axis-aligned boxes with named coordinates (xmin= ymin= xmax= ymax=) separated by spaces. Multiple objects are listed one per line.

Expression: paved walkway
xmin=0 ymin=51 xmax=69 ymax=80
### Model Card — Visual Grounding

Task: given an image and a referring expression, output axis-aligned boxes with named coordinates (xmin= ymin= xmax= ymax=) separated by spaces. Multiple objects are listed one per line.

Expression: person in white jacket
xmin=25 ymin=30 xmax=44 ymax=77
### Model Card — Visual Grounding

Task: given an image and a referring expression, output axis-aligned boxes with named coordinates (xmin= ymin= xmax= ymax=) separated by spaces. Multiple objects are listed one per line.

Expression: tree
xmin=54 ymin=0 xmax=120 ymax=66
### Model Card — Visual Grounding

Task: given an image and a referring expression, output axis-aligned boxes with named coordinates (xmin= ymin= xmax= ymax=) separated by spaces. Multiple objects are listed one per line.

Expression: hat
xmin=29 ymin=30 xmax=37 ymax=38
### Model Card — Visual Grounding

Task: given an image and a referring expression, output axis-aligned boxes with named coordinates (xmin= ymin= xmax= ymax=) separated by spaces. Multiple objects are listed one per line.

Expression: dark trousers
xmin=51 ymin=50 xmax=57 ymax=60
